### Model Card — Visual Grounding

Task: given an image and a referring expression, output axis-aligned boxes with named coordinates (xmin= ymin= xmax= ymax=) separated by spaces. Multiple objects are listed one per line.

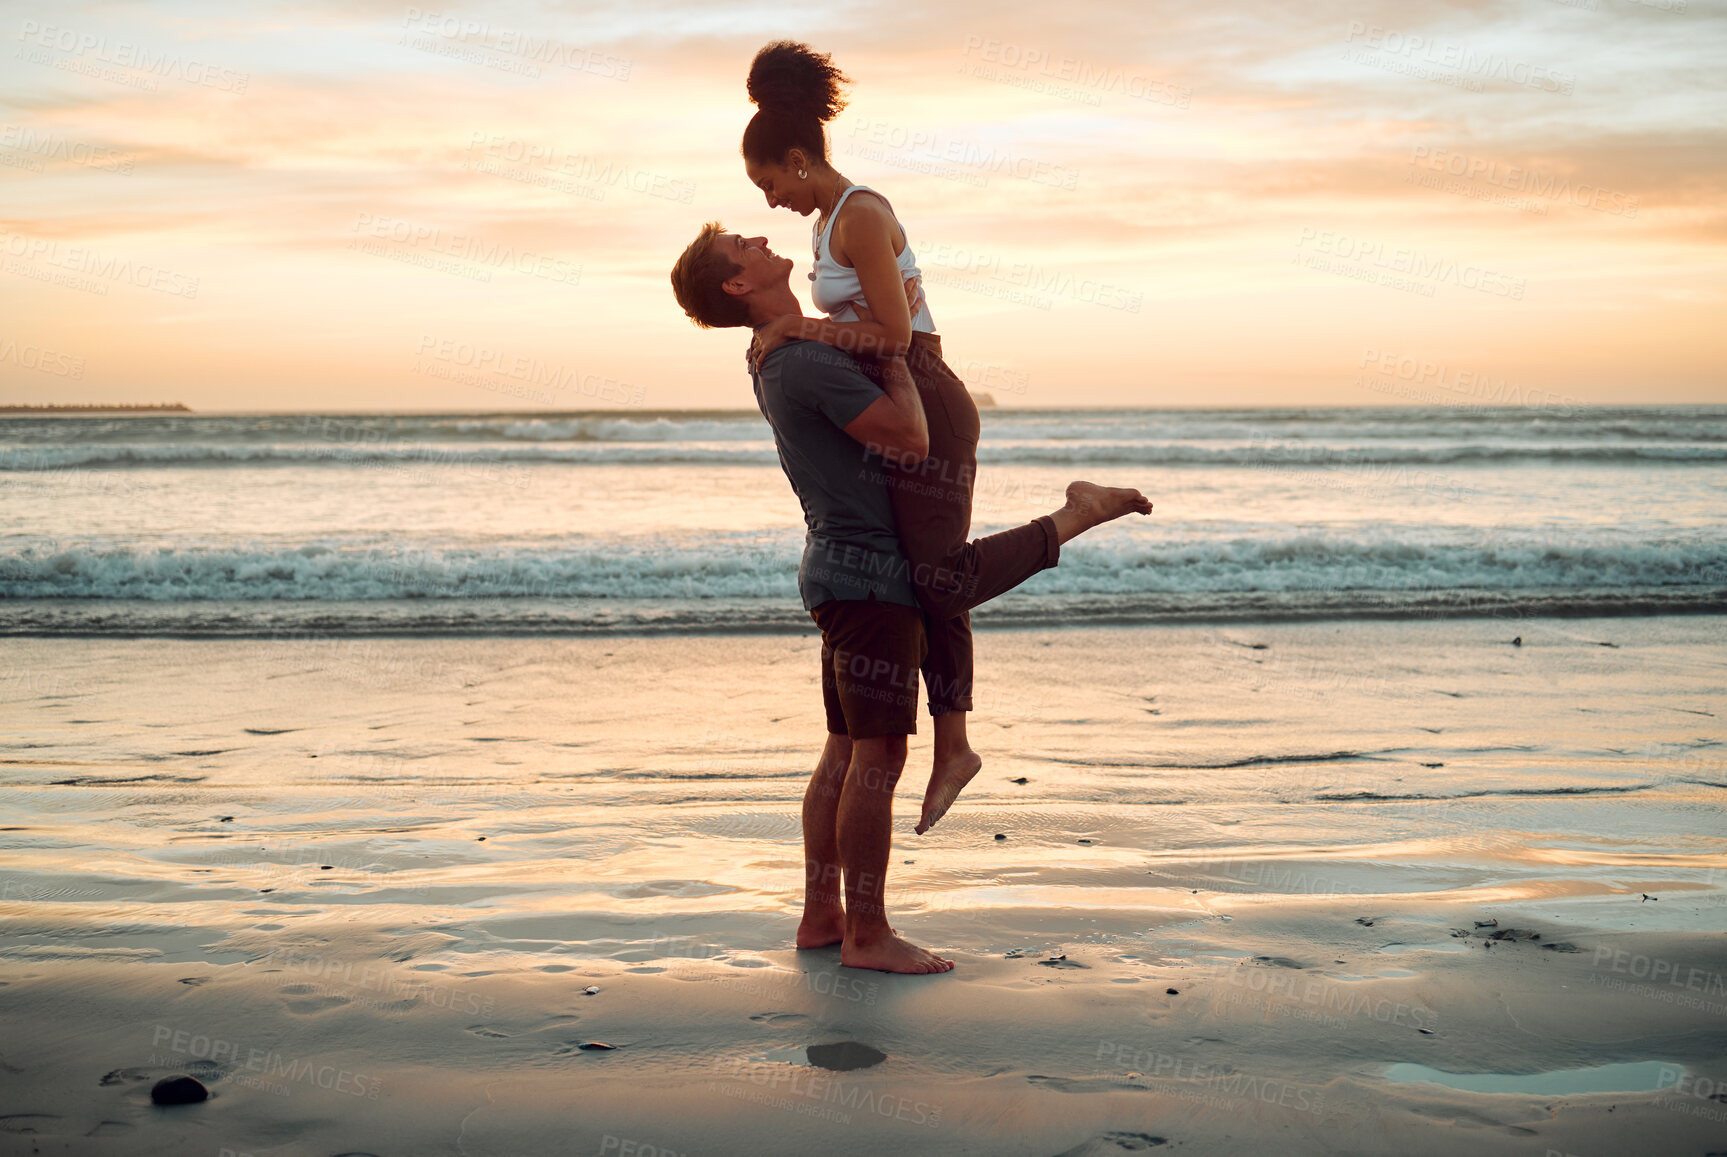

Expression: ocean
xmin=3 ymin=404 xmax=1723 ymax=635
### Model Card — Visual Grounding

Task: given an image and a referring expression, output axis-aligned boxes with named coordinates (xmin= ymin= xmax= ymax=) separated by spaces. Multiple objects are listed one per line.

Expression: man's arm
xmin=841 ymin=355 xmax=927 ymax=466
xmin=750 ymin=275 xmax=923 ymax=367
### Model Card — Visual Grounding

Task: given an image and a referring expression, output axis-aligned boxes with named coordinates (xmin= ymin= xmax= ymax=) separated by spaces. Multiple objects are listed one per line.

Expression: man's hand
xmin=748 ymin=314 xmax=805 ymax=370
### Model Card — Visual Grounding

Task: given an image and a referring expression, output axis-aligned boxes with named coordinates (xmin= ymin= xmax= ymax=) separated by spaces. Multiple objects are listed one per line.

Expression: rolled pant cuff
xmin=1035 ymin=514 xmax=1061 ymax=568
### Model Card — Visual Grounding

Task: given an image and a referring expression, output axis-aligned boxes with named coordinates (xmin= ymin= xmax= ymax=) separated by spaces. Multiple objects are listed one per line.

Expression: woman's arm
xmin=749 ymin=196 xmax=920 ymax=364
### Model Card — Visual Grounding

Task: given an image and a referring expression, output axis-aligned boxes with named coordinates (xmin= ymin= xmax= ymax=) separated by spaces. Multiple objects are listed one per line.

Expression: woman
xmin=740 ymin=41 xmax=1151 ymax=835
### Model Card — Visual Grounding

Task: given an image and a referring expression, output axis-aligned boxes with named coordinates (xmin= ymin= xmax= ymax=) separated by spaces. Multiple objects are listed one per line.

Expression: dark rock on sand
xmin=806 ymin=1041 xmax=886 ymax=1071
xmin=577 ymin=1042 xmax=616 ymax=1050
xmin=150 ymin=1075 xmax=208 ymax=1105
xmin=1166 ymin=988 xmax=1179 ymax=995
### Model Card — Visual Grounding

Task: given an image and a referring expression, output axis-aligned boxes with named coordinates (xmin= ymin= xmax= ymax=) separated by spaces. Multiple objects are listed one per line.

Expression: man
xmin=670 ymin=223 xmax=1148 ymax=975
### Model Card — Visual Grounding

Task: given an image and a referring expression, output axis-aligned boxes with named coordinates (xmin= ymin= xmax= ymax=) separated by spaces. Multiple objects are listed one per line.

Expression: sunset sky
xmin=1 ymin=0 xmax=1722 ymax=411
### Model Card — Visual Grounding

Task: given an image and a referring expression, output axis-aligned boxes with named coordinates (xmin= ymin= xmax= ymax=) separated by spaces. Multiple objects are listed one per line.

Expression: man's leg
xmin=799 ymin=731 xmax=851 ymax=949
xmin=837 ymin=734 xmax=952 ymax=974
xmin=809 ymin=596 xmax=952 ymax=974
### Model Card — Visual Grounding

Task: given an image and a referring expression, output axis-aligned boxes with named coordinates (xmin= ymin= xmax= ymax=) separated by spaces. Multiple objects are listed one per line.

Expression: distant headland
xmin=0 ymin=403 xmax=192 ymax=414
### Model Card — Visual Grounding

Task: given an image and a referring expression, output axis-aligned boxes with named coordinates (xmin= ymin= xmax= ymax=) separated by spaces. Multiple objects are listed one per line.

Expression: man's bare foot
xmin=841 ymin=931 xmax=955 ymax=974
xmin=916 ymin=748 xmax=983 ymax=834
xmin=796 ymin=906 xmax=846 ymax=949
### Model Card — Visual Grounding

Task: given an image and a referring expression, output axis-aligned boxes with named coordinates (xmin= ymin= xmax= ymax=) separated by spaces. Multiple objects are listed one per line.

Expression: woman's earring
xmin=797 ymin=169 xmax=808 ymax=179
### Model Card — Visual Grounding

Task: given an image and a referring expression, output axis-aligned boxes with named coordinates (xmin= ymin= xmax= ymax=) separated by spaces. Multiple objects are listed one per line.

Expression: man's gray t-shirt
xmin=750 ymin=340 xmax=919 ymax=612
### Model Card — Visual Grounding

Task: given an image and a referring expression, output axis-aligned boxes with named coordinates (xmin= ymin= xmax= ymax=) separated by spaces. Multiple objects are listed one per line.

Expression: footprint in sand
xmin=0 ymin=1115 xmax=62 ymax=1135
xmin=1026 ymin=1074 xmax=1150 ymax=1095
xmin=1053 ymin=1133 xmax=1167 ymax=1155
xmin=748 ymin=1012 xmax=808 ymax=1026
xmin=98 ymin=1069 xmax=151 ymax=1087
xmin=278 ymin=984 xmax=350 ymax=1014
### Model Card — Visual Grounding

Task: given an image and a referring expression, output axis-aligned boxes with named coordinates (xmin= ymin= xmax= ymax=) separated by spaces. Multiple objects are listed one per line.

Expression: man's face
xmin=719 ymin=232 xmax=794 ymax=300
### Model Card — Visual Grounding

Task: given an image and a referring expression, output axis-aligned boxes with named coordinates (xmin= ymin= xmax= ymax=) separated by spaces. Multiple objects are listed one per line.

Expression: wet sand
xmin=1 ymin=617 xmax=1724 ymax=1155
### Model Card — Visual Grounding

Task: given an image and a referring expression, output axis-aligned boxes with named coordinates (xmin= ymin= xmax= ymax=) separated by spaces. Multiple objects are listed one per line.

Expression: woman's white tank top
xmin=809 ymin=185 xmax=935 ymax=332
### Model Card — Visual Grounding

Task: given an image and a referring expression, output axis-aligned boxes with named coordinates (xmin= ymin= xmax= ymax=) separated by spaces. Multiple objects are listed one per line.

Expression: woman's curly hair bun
xmin=746 ymin=41 xmax=849 ymax=123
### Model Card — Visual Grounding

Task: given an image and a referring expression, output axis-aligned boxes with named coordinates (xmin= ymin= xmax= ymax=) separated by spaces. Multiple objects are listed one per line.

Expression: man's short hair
xmin=671 ymin=221 xmax=750 ymax=329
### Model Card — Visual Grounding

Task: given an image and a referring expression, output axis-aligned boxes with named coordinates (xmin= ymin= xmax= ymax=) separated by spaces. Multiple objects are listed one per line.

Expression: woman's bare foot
xmin=841 ymin=930 xmax=955 ymax=974
xmin=917 ymin=748 xmax=983 ymax=834
xmin=796 ymin=905 xmax=846 ymax=949
xmin=1050 ymin=481 xmax=1153 ymax=544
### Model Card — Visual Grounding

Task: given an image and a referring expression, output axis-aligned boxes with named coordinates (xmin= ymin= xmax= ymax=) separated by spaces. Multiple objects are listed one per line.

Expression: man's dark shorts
xmin=812 ymin=596 xmax=927 ymax=739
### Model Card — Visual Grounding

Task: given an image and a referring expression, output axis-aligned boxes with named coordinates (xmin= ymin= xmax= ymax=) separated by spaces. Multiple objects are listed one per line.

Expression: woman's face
xmin=745 ymin=154 xmax=818 ymax=216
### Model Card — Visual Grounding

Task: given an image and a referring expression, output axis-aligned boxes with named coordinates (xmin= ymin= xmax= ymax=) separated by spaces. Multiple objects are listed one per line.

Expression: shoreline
xmin=3 ymin=593 xmax=1724 ymax=639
